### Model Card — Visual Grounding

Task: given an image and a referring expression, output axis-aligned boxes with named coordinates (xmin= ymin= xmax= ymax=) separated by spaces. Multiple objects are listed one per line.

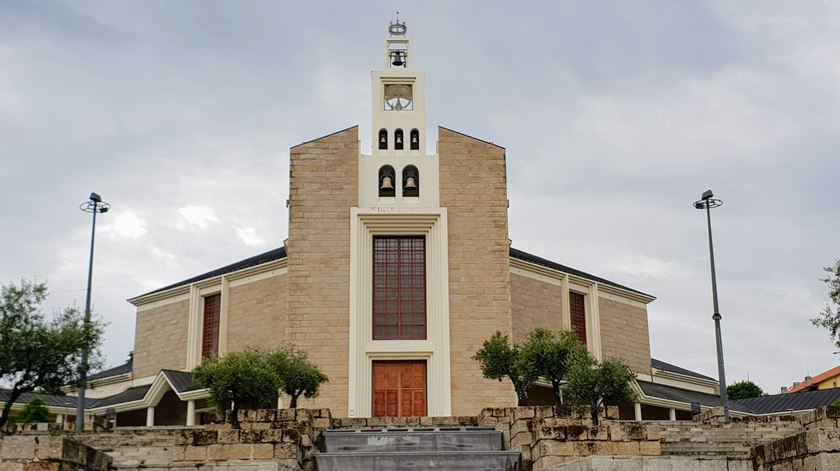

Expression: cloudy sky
xmin=1 ymin=1 xmax=838 ymax=394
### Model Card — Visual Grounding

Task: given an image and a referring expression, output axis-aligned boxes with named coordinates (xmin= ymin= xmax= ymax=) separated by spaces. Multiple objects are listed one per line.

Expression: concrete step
xmin=324 ymin=427 xmax=503 ymax=453
xmin=316 ymin=450 xmax=521 ymax=471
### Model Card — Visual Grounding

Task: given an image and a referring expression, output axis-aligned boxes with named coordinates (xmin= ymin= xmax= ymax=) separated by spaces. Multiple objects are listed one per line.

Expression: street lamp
xmin=76 ymin=192 xmax=110 ymax=431
xmin=693 ymin=189 xmax=730 ymax=422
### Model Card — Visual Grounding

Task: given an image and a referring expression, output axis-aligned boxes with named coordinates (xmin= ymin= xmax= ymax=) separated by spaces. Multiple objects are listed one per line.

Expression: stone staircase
xmin=315 ymin=427 xmax=521 ymax=470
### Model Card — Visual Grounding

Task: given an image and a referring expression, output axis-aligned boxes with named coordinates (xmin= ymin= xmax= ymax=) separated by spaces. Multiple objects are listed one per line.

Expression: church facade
xmin=34 ymin=22 xmax=744 ymax=427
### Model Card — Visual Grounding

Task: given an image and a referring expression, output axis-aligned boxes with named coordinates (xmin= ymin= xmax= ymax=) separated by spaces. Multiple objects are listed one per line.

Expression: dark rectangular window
xmin=569 ymin=291 xmax=587 ymax=344
xmin=373 ymin=236 xmax=426 ymax=340
xmin=202 ymin=293 xmax=221 ymax=358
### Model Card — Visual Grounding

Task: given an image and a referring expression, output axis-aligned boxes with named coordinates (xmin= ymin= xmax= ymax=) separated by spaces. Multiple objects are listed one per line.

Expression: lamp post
xmin=76 ymin=192 xmax=110 ymax=431
xmin=693 ymin=189 xmax=730 ymax=423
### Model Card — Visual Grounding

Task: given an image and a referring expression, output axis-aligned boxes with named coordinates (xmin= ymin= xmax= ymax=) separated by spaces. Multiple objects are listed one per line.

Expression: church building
xmin=28 ymin=21 xmax=754 ymax=427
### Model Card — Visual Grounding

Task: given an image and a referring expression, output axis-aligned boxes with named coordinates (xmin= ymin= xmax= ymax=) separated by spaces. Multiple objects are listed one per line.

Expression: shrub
xmin=562 ymin=350 xmax=636 ymax=425
xmin=12 ymin=398 xmax=51 ymax=424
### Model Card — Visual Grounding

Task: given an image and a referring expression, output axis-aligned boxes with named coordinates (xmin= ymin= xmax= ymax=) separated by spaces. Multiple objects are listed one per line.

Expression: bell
xmin=395 ymin=134 xmax=402 ymax=145
xmin=391 ymin=51 xmax=404 ymax=67
xmin=380 ymin=176 xmax=394 ymax=190
xmin=380 ymin=134 xmax=387 ymax=144
xmin=411 ymin=134 xmax=418 ymax=144
xmin=405 ymin=176 xmax=417 ymax=190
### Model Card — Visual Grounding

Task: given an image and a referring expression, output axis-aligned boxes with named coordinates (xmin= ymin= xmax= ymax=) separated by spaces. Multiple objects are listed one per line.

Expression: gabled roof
xmin=787 ymin=365 xmax=840 ymax=393
xmin=90 ymin=385 xmax=151 ymax=408
xmin=130 ymin=245 xmax=650 ymax=305
xmin=510 ymin=247 xmax=653 ymax=298
xmin=637 ymin=380 xmax=755 ymax=414
xmin=87 ymin=359 xmax=132 ymax=381
xmin=0 ymin=389 xmax=92 ymax=409
xmin=161 ymin=370 xmax=203 ymax=394
xmin=651 ymin=358 xmax=716 ymax=382
xmin=133 ymin=247 xmax=287 ymax=299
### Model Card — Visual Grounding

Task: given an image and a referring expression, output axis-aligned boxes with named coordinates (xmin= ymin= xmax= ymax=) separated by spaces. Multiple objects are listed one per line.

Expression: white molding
xmin=128 ymin=258 xmax=288 ymax=307
xmin=218 ymin=276 xmax=230 ymax=356
xmin=348 ymin=209 xmax=452 ymax=417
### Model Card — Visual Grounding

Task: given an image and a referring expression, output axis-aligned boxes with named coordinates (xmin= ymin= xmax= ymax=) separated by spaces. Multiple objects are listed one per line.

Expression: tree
xmin=811 ymin=259 xmax=840 ymax=349
xmin=516 ymin=328 xmax=587 ymax=405
xmin=727 ymin=380 xmax=764 ymax=399
xmin=473 ymin=331 xmax=534 ymax=405
xmin=268 ymin=347 xmax=328 ymax=408
xmin=562 ymin=351 xmax=636 ymax=425
xmin=0 ymin=280 xmax=104 ymax=433
xmin=12 ymin=398 xmax=51 ymax=424
xmin=192 ymin=349 xmax=282 ymax=429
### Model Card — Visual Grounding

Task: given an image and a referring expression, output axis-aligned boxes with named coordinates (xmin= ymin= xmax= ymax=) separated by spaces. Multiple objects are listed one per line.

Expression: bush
xmin=515 ymin=328 xmax=587 ymax=404
xmin=727 ymin=380 xmax=764 ymax=399
xmin=11 ymin=398 xmax=50 ymax=423
xmin=472 ymin=331 xmax=533 ymax=405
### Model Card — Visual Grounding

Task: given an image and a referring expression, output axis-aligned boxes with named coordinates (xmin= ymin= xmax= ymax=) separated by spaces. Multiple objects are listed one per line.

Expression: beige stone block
xmin=207 ymin=444 xmax=230 ymax=461
xmin=0 ymin=463 xmax=24 ymax=471
xmin=1 ymin=436 xmax=36 ymax=460
xmin=229 ymin=444 xmax=252 ymax=460
xmin=34 ymin=437 xmax=62 ymax=461
xmin=21 ymin=463 xmax=56 ymax=471
xmin=639 ymin=440 xmax=661 ymax=456
xmin=183 ymin=446 xmax=207 ymax=461
xmin=252 ymin=444 xmax=274 ymax=460
xmin=217 ymin=429 xmax=240 ymax=444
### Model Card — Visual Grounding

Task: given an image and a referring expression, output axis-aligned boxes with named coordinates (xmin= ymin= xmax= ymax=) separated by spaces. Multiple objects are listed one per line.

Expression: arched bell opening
xmin=378 ymin=129 xmax=388 ymax=150
xmin=394 ymin=129 xmax=404 ymax=150
xmin=378 ymin=165 xmax=396 ymax=197
xmin=402 ymin=165 xmax=419 ymax=197
xmin=410 ymin=129 xmax=420 ymax=150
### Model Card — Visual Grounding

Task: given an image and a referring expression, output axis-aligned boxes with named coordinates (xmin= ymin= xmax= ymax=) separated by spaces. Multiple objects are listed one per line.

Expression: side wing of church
xmin=36 ymin=21 xmax=752 ymax=427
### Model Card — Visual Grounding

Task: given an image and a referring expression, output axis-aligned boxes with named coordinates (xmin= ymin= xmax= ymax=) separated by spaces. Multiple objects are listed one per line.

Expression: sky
xmin=1 ymin=1 xmax=839 ymax=395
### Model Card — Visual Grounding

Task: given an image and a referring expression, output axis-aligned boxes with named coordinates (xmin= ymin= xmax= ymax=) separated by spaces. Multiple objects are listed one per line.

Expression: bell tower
xmin=360 ymin=18 xmax=436 ymax=209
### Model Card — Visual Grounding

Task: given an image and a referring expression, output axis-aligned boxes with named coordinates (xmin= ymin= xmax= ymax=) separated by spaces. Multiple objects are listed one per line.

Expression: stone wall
xmin=439 ymin=127 xmax=517 ymax=415
xmin=227 ymin=274 xmax=288 ymax=352
xmin=597 ymin=298 xmax=651 ymax=374
xmin=133 ymin=300 xmax=189 ymax=378
xmin=753 ymin=428 xmax=840 ymax=470
xmin=0 ymin=435 xmax=111 ymax=471
xmin=286 ymin=126 xmax=359 ymax=414
xmin=478 ymin=406 xmax=660 ymax=470
xmin=511 ymin=273 xmax=565 ymax=343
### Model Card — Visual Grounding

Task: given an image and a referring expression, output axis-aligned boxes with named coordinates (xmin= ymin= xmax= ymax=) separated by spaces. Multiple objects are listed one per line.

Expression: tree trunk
xmin=289 ymin=392 xmax=300 ymax=409
xmin=513 ymin=380 xmax=528 ymax=406
xmin=551 ymin=380 xmax=562 ymax=405
xmin=230 ymin=401 xmax=241 ymax=429
xmin=590 ymin=401 xmax=600 ymax=425
xmin=0 ymin=388 xmax=23 ymax=434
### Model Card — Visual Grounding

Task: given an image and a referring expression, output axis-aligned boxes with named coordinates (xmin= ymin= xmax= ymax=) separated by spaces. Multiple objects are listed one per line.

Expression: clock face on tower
xmin=384 ymin=83 xmax=413 ymax=111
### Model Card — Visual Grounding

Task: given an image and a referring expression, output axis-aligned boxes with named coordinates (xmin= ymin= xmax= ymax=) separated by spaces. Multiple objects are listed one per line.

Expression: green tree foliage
xmin=727 ymin=380 xmax=764 ymax=399
xmin=12 ymin=398 xmax=51 ymax=424
xmin=0 ymin=280 xmax=104 ymax=433
xmin=268 ymin=347 xmax=328 ymax=408
xmin=811 ymin=259 xmax=840 ymax=349
xmin=472 ymin=331 xmax=534 ymax=405
xmin=516 ymin=328 xmax=587 ymax=405
xmin=562 ymin=351 xmax=636 ymax=425
xmin=192 ymin=349 xmax=282 ymax=429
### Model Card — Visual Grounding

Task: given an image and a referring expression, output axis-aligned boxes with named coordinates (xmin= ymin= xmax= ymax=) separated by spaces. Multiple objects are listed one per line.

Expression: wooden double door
xmin=372 ymin=360 xmax=427 ymax=417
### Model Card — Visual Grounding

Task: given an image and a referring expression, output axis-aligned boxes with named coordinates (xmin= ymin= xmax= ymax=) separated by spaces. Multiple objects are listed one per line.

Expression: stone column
xmin=186 ymin=400 xmax=195 ymax=426
xmin=669 ymin=408 xmax=677 ymax=421
xmin=56 ymin=414 xmax=65 ymax=425
xmin=634 ymin=403 xmax=642 ymax=421
xmin=146 ymin=406 xmax=155 ymax=427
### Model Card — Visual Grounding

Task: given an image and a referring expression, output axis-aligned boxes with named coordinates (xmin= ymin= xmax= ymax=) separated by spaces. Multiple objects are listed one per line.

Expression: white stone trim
xmin=348 ymin=209 xmax=451 ymax=417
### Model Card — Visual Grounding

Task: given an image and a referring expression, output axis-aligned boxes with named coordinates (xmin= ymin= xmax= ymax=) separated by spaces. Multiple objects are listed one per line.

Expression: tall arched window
xmin=410 ymin=129 xmax=420 ymax=150
xmin=378 ymin=129 xmax=388 ymax=150
xmin=378 ymin=165 xmax=396 ymax=197
xmin=402 ymin=165 xmax=419 ymax=197
xmin=394 ymin=129 xmax=404 ymax=150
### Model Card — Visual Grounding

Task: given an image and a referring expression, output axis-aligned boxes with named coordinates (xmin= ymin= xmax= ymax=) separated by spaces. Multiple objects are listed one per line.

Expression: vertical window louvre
xmin=570 ymin=291 xmax=587 ymax=344
xmin=373 ymin=236 xmax=426 ymax=340
xmin=202 ymin=293 xmax=221 ymax=359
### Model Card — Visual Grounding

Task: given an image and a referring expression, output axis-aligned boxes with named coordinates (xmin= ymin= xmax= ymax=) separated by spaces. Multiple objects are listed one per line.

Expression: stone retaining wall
xmin=0 ymin=435 xmax=111 ymax=471
xmin=753 ymin=427 xmax=840 ymax=470
xmin=478 ymin=407 xmax=661 ymax=470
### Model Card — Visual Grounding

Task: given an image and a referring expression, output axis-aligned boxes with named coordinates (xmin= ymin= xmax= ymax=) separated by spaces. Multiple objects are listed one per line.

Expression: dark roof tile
xmin=651 ymin=358 xmax=716 ymax=382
